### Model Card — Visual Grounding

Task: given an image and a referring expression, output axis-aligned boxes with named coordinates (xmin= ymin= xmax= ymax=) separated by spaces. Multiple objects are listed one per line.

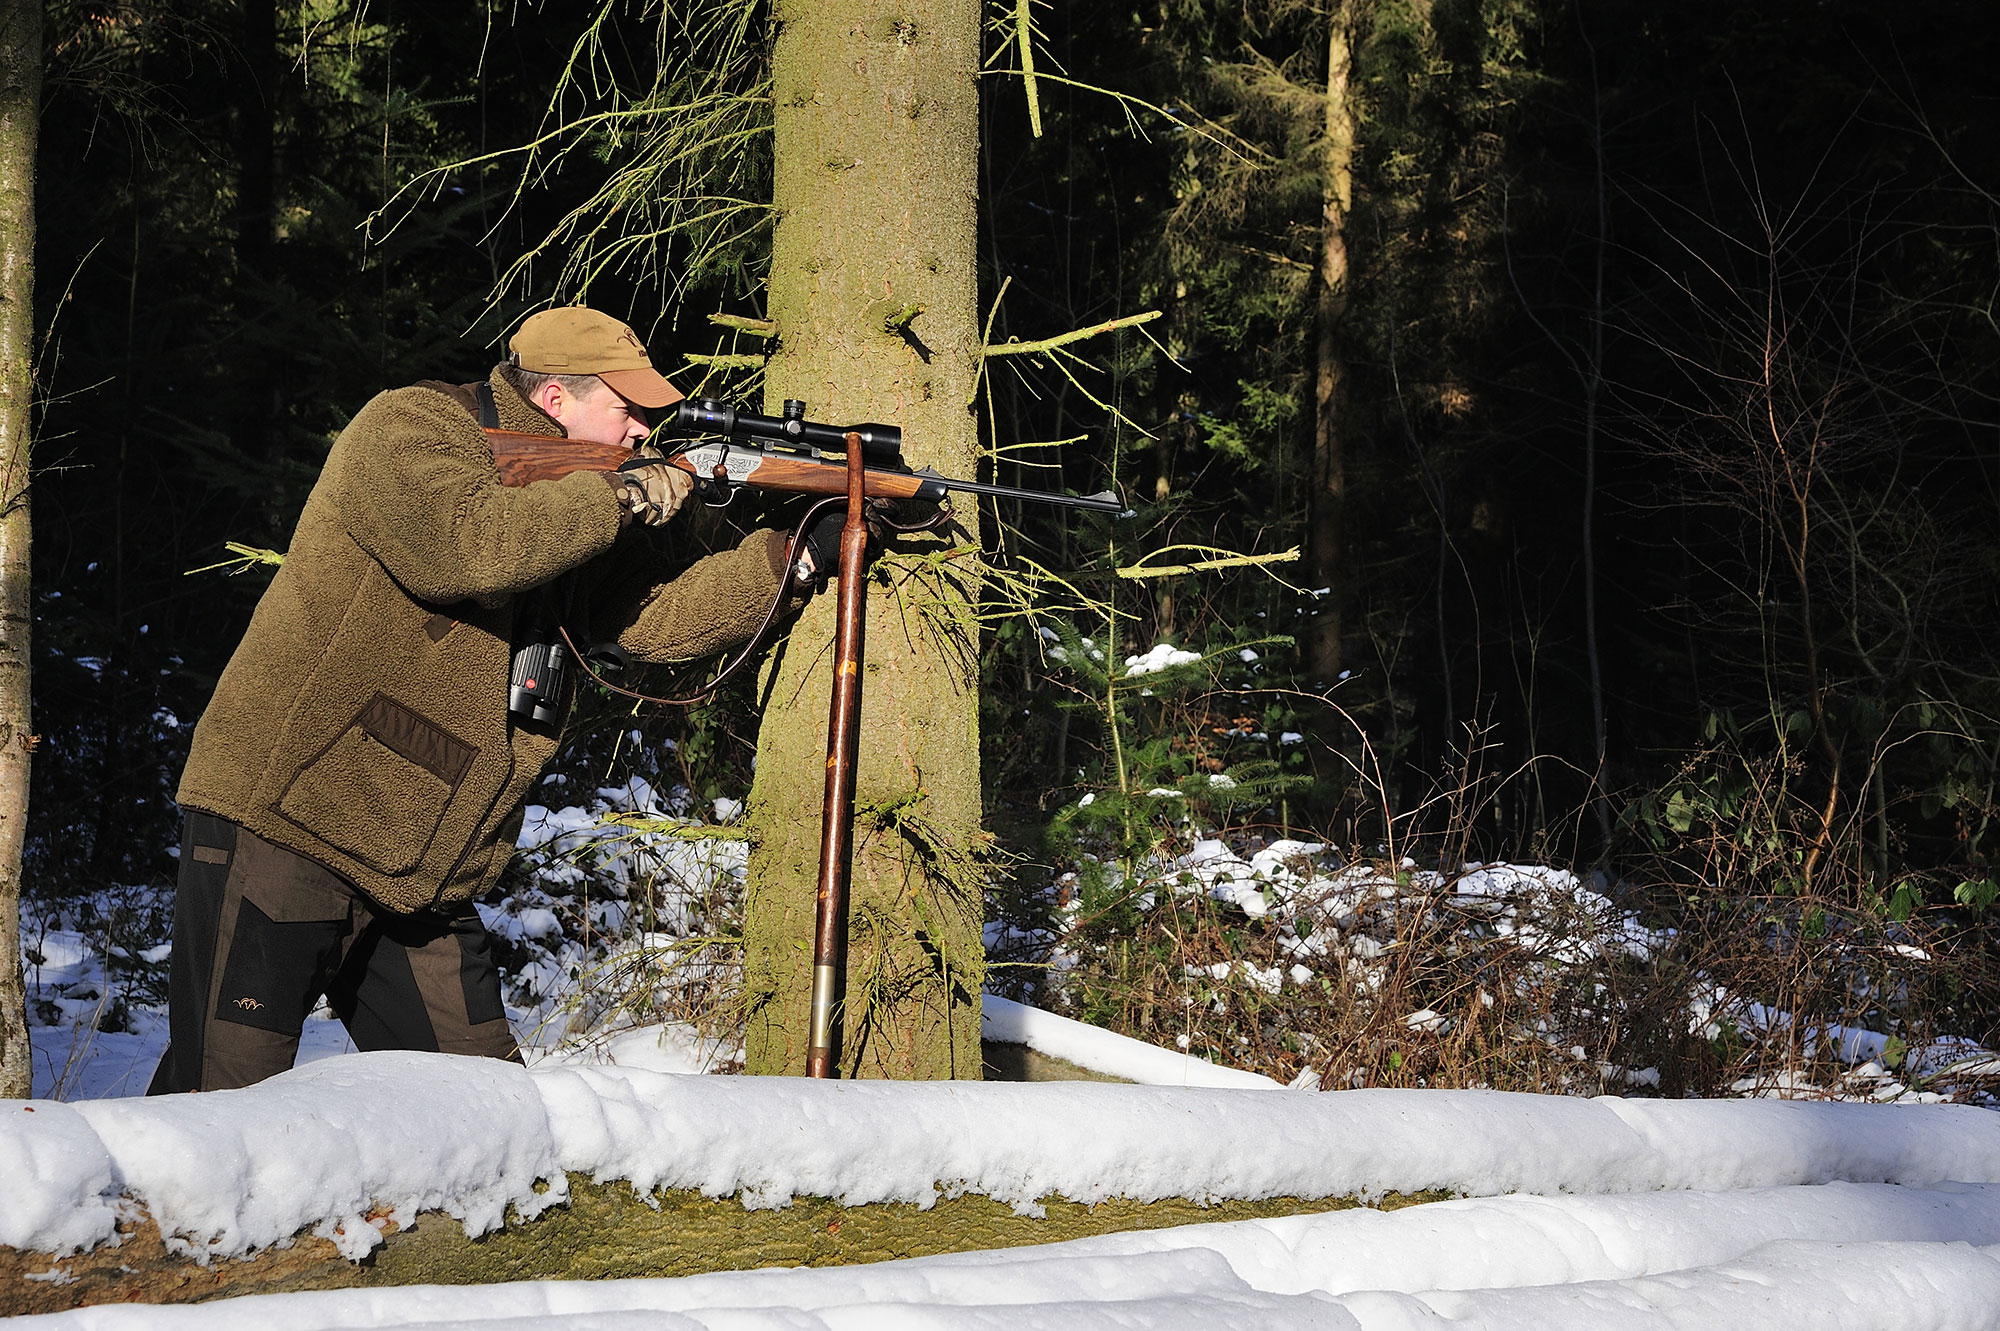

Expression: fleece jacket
xmin=178 ymin=369 xmax=790 ymax=914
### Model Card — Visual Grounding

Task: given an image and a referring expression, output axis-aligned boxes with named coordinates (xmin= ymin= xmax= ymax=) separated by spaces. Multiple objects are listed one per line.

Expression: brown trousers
xmin=148 ymin=812 xmax=517 ymax=1093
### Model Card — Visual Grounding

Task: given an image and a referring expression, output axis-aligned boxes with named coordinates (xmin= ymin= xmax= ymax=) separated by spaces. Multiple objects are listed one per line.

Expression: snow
xmin=849 ymin=1184 xmax=2000 ymax=1317
xmin=0 ymin=1101 xmax=121 ymax=1255
xmin=14 ymin=1049 xmax=2000 ymax=1269
xmin=536 ymin=1068 xmax=1393 ymax=1215
xmin=529 ymin=1022 xmax=738 ymax=1076
xmin=1121 ymin=643 xmax=1200 ymax=676
xmin=1164 ymin=837 xmax=1331 ymax=919
xmin=68 ymin=1053 xmax=566 ymax=1262
xmin=475 ymin=781 xmax=752 ymax=1060
xmin=1392 ymin=1240 xmax=2000 ymax=1328
xmin=980 ymin=994 xmax=1282 ymax=1089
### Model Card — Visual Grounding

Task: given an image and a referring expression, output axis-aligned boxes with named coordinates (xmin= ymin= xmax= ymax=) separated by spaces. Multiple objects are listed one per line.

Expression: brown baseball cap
xmin=508 ymin=307 xmax=686 ymax=409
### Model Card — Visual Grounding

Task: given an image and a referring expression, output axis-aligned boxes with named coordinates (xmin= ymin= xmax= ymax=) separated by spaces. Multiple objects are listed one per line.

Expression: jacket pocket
xmin=275 ymin=693 xmax=477 ymax=877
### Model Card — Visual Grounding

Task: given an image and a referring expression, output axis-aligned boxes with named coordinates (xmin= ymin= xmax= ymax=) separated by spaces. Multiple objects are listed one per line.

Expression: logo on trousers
xmin=233 ymin=997 xmax=264 ymax=1012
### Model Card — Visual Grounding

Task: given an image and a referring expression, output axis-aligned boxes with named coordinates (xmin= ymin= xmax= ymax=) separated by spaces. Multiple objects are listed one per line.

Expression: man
xmin=149 ymin=307 xmax=798 ymax=1092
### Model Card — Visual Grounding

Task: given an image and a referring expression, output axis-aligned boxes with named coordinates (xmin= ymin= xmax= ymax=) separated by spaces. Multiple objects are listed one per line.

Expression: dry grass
xmin=988 ymin=729 xmax=2000 ymax=1102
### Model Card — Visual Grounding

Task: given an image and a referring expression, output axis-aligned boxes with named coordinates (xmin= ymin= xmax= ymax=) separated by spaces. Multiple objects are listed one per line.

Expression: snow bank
xmin=978 ymin=1180 xmax=2000 ymax=1296
xmin=534 ymin=1068 xmax=2000 ymax=1216
xmin=979 ymin=994 xmax=1283 ymax=1089
xmin=1592 ymin=1094 xmax=1989 ymax=1191
xmin=13 ymin=1050 xmax=2000 ymax=1263
xmin=18 ymin=1185 xmax=2000 ymax=1329
xmin=69 ymin=1053 xmax=566 ymax=1261
xmin=0 ymin=1101 xmax=121 ymax=1255
xmin=1378 ymin=1239 xmax=2000 ymax=1330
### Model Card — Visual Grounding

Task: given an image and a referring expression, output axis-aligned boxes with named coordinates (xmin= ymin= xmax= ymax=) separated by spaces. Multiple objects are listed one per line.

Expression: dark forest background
xmin=27 ymin=0 xmax=2000 ymax=1029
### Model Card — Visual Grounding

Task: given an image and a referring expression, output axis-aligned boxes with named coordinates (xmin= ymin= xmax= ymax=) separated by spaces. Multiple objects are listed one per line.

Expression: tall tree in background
xmin=0 ymin=0 xmax=37 ymax=1098
xmin=231 ymin=0 xmax=278 ymax=471
xmin=1305 ymin=0 xmax=1364 ymax=684
xmin=740 ymin=0 xmax=986 ymax=1077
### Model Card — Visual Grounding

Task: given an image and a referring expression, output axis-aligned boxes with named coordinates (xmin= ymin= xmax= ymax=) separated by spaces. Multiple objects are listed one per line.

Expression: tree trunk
xmin=0 ymin=0 xmax=38 ymax=1100
xmin=1577 ymin=12 xmax=1613 ymax=851
xmin=1304 ymin=0 xmax=1359 ymax=685
xmin=231 ymin=0 xmax=277 ymax=468
xmin=741 ymin=0 xmax=986 ymax=1078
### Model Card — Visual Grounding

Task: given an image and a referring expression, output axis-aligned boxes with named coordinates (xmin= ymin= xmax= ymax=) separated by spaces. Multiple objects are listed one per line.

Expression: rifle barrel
xmin=931 ymin=475 xmax=1128 ymax=514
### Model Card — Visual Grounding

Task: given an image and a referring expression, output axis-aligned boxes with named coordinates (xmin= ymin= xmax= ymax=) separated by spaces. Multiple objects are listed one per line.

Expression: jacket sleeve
xmin=333 ymin=387 xmax=626 ymax=605
xmin=593 ymin=528 xmax=795 ymax=663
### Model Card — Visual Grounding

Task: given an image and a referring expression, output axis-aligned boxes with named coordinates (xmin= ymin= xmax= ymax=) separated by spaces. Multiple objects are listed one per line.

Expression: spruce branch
xmin=372 ymin=0 xmax=776 ymax=323
xmin=981 ymin=309 xmax=1162 ymax=358
xmin=1115 ymin=544 xmax=1304 ymax=584
xmin=977 ymin=70 xmax=1270 ymax=164
xmin=185 ymin=542 xmax=287 ymax=576
xmin=708 ymin=313 xmax=777 ymax=338
xmin=882 ymin=302 xmax=926 ymax=333
xmin=1013 ymin=0 xmax=1043 ymax=138
xmin=967 ymin=274 xmax=1015 ymax=406
xmin=682 ymin=353 xmax=766 ymax=369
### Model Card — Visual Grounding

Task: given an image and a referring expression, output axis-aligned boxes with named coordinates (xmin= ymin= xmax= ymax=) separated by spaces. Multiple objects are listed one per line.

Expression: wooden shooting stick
xmin=807 ymin=433 xmax=870 ymax=1078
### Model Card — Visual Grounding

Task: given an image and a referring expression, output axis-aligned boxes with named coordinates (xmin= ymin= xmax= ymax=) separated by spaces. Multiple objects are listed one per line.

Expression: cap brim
xmin=599 ymin=365 xmax=686 ymax=410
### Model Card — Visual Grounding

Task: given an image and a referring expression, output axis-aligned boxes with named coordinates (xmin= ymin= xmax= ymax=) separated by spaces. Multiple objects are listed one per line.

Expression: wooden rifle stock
xmin=484 ymin=430 xmax=629 ymax=487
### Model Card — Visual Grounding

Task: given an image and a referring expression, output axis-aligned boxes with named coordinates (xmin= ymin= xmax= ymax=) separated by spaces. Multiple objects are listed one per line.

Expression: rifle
xmin=487 ymin=396 xmax=1129 ymax=516
xmin=489 ymin=399 xmax=1124 ymax=1079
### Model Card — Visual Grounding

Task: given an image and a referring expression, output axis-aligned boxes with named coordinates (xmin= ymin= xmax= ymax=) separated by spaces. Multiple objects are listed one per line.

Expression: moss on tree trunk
xmin=741 ymin=0 xmax=986 ymax=1077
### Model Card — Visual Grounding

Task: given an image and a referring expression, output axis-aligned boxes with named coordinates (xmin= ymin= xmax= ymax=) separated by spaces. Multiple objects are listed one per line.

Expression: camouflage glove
xmin=797 ymin=499 xmax=903 ymax=583
xmin=616 ymin=463 xmax=694 ymax=527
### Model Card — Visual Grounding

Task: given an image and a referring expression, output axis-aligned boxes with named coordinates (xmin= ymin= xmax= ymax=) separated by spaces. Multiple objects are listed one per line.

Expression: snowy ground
xmin=15 ymin=786 xmax=2000 ymax=1325
xmin=11 ymin=1045 xmax=2000 ymax=1326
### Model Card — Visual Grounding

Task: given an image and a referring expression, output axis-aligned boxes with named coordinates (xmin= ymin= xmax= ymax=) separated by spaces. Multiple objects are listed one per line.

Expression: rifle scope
xmin=670 ymin=398 xmax=904 ymax=463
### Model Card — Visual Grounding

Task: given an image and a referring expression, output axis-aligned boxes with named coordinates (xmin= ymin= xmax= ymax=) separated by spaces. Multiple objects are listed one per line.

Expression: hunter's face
xmin=556 ymin=380 xmax=651 ymax=449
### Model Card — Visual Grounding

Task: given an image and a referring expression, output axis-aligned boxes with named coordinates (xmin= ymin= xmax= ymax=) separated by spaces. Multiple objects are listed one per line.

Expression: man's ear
xmin=533 ymin=380 xmax=566 ymax=421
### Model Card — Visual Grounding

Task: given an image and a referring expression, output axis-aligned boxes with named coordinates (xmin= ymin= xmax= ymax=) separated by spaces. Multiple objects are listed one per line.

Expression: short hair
xmin=499 ymin=362 xmax=606 ymax=402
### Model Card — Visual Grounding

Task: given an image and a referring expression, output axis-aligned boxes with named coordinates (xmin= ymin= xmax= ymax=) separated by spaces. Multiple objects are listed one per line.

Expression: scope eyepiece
xmin=675 ymin=398 xmax=739 ymax=437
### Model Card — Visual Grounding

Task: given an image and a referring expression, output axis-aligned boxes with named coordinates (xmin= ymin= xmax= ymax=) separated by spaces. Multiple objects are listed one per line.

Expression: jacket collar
xmin=487 ymin=367 xmax=568 ymax=437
